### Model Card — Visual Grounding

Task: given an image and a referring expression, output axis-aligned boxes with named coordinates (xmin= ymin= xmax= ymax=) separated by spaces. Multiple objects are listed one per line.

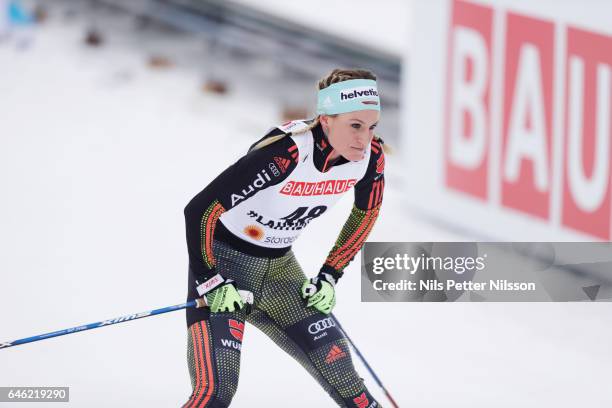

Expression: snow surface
xmin=0 ymin=5 xmax=611 ymax=408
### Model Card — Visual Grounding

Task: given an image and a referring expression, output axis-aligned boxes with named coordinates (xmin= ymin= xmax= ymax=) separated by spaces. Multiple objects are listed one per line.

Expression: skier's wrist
xmin=302 ymin=272 xmax=337 ymax=315
xmin=318 ymin=265 xmax=343 ymax=286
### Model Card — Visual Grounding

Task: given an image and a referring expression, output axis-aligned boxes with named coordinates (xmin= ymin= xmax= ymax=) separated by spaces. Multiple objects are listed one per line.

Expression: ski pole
xmin=0 ymin=300 xmax=201 ymax=350
xmin=332 ymin=313 xmax=400 ymax=408
xmin=0 ymin=290 xmax=254 ymax=350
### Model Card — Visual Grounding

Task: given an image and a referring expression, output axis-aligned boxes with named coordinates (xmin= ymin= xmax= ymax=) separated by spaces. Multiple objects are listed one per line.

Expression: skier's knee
xmin=182 ymin=392 xmax=232 ymax=408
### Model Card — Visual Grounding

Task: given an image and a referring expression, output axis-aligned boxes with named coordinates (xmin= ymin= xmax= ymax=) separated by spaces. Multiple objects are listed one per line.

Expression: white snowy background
xmin=1 ymin=1 xmax=611 ymax=407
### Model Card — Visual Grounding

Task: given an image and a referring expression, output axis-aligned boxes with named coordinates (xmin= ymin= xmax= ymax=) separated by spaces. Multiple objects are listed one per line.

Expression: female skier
xmin=183 ymin=68 xmax=386 ymax=408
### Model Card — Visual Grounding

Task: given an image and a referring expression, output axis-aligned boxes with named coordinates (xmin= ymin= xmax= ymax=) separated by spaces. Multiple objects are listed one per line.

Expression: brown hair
xmin=253 ymin=68 xmax=389 ymax=153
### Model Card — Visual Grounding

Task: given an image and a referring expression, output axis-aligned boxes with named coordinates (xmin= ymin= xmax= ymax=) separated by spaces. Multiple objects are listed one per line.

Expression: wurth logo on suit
xmin=228 ymin=319 xmax=244 ymax=341
xmin=352 ymin=392 xmax=378 ymax=408
xmin=220 ymin=319 xmax=244 ymax=351
xmin=280 ymin=179 xmax=357 ymax=196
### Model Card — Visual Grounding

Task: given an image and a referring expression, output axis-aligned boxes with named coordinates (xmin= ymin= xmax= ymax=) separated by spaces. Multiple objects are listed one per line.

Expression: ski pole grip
xmin=194 ymin=290 xmax=253 ymax=309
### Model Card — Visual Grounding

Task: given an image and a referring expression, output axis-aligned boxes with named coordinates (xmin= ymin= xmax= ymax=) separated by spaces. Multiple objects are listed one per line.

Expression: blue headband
xmin=316 ymin=79 xmax=381 ymax=115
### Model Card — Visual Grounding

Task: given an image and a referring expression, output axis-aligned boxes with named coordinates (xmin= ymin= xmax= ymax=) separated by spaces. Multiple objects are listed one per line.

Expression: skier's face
xmin=321 ymin=110 xmax=380 ymax=162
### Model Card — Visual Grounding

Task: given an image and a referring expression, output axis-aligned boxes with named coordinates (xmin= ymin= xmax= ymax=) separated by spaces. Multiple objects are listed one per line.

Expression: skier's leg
xmin=182 ymin=312 xmax=246 ymax=408
xmin=254 ymin=251 xmax=381 ymax=408
xmin=183 ymin=240 xmax=260 ymax=408
xmin=247 ymin=308 xmax=346 ymax=406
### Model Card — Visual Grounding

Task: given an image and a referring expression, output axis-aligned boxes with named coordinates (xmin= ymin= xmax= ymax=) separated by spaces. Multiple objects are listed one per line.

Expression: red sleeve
xmin=320 ymin=138 xmax=385 ymax=279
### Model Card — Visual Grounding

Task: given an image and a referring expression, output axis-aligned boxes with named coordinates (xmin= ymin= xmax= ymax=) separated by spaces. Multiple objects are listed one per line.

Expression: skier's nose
xmin=355 ymin=130 xmax=370 ymax=147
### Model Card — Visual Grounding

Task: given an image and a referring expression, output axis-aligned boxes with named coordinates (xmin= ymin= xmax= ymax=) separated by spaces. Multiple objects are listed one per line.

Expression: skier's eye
xmin=370 ymin=125 xmax=377 ymax=130
xmin=351 ymin=123 xmax=361 ymax=129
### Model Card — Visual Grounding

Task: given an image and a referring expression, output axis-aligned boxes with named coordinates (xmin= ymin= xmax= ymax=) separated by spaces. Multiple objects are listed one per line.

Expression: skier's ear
xmin=319 ymin=115 xmax=329 ymax=127
xmin=319 ymin=114 xmax=335 ymax=134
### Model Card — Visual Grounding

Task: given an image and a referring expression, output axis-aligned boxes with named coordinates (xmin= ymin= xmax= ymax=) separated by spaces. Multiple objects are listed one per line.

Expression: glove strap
xmin=196 ymin=274 xmax=225 ymax=296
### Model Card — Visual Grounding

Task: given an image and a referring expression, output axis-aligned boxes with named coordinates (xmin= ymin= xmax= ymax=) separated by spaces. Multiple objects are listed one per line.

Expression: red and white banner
xmin=406 ymin=0 xmax=612 ymax=240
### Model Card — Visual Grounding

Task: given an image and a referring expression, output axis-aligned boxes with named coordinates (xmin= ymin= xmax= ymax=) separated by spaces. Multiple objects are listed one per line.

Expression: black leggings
xmin=182 ymin=240 xmax=380 ymax=407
